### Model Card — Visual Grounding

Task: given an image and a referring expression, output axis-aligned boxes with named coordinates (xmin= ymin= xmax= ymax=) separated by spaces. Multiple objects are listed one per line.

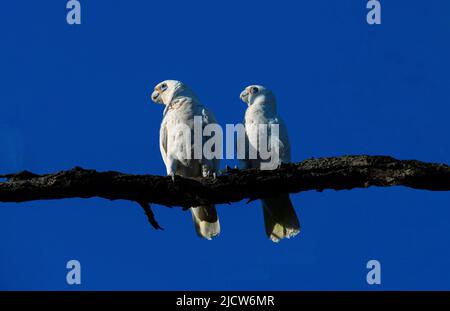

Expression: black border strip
xmin=0 ymin=291 xmax=449 ymax=308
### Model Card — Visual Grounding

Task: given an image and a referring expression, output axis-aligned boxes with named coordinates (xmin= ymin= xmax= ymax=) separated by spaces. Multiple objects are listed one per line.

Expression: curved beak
xmin=240 ymin=89 xmax=249 ymax=104
xmin=151 ymin=90 xmax=161 ymax=103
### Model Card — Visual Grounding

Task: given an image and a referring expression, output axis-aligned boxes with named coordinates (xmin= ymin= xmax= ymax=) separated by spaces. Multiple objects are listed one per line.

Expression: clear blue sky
xmin=1 ymin=0 xmax=449 ymax=290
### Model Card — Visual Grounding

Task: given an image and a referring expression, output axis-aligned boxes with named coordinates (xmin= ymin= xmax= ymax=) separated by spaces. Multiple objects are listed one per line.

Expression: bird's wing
xmin=242 ymin=110 xmax=262 ymax=169
xmin=200 ymin=106 xmax=220 ymax=175
xmin=243 ymin=111 xmax=291 ymax=168
xmin=272 ymin=116 xmax=291 ymax=163
xmin=238 ymin=127 xmax=251 ymax=170
xmin=159 ymin=118 xmax=168 ymax=168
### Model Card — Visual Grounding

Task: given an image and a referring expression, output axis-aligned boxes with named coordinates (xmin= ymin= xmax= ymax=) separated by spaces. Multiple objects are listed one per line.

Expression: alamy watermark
xmin=66 ymin=0 xmax=81 ymax=25
xmin=65 ymin=1 xmax=382 ymax=29
xmin=367 ymin=0 xmax=381 ymax=25
xmin=167 ymin=117 xmax=280 ymax=170
xmin=366 ymin=259 xmax=381 ymax=285
xmin=66 ymin=259 xmax=81 ymax=285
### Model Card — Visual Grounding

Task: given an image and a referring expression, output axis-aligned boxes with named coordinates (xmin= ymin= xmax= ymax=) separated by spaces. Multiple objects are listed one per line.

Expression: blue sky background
xmin=1 ymin=0 xmax=450 ymax=290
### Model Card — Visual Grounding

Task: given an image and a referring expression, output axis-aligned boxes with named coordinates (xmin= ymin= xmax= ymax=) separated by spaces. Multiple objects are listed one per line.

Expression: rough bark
xmin=1 ymin=155 xmax=449 ymax=208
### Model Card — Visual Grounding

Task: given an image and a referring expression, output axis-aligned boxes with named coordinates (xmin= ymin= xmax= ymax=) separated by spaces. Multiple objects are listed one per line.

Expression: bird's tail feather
xmin=262 ymin=194 xmax=300 ymax=242
xmin=190 ymin=205 xmax=220 ymax=240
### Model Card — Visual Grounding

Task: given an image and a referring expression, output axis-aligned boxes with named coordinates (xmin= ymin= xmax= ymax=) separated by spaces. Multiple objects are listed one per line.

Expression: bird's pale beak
xmin=151 ymin=90 xmax=161 ymax=103
xmin=240 ymin=89 xmax=249 ymax=104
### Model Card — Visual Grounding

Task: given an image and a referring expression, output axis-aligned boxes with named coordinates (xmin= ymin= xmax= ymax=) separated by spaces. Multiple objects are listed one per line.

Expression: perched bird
xmin=240 ymin=85 xmax=300 ymax=242
xmin=151 ymin=80 xmax=220 ymax=240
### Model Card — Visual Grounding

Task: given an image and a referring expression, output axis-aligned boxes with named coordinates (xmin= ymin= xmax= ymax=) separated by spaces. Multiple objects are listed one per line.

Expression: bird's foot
xmin=169 ymin=172 xmax=176 ymax=182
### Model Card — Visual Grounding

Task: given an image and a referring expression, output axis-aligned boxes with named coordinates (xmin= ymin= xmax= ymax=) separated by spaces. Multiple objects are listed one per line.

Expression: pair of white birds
xmin=151 ymin=80 xmax=300 ymax=242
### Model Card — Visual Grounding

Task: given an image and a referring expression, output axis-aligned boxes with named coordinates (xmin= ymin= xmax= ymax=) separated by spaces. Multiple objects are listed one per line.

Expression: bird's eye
xmin=160 ymin=83 xmax=168 ymax=92
xmin=251 ymin=87 xmax=259 ymax=94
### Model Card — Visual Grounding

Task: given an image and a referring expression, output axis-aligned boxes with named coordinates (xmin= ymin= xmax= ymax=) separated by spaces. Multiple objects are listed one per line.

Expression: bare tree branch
xmin=0 ymin=156 xmax=449 ymax=209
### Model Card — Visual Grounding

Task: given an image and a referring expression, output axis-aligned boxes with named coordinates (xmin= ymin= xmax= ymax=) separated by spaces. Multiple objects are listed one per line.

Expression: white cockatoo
xmin=240 ymin=85 xmax=300 ymax=242
xmin=151 ymin=80 xmax=220 ymax=240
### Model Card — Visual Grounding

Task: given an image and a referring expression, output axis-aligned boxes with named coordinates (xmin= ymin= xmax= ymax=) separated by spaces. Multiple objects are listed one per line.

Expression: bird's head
xmin=151 ymin=80 xmax=197 ymax=106
xmin=239 ymin=85 xmax=276 ymax=109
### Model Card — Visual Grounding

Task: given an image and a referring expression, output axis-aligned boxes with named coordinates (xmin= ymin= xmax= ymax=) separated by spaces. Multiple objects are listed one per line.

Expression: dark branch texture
xmin=1 ymin=155 xmax=449 ymax=209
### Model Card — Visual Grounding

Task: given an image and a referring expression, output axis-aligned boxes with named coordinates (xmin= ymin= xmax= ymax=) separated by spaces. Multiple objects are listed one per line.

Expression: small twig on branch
xmin=137 ymin=202 xmax=164 ymax=230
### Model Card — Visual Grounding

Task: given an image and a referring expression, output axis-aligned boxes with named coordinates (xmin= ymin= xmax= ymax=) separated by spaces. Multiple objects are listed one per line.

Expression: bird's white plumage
xmin=152 ymin=80 xmax=220 ymax=239
xmin=240 ymin=85 xmax=300 ymax=242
